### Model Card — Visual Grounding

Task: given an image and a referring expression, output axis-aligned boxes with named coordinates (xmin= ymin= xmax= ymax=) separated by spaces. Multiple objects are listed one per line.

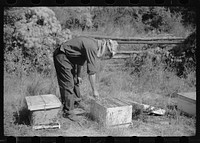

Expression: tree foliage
xmin=50 ymin=7 xmax=93 ymax=31
xmin=4 ymin=7 xmax=71 ymax=76
xmin=4 ymin=7 xmax=196 ymax=77
xmin=50 ymin=7 xmax=196 ymax=35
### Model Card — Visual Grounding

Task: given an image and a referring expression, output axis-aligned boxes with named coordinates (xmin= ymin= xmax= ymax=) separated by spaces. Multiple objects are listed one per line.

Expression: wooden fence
xmin=78 ymin=34 xmax=186 ymax=59
xmin=79 ymin=34 xmax=185 ymax=43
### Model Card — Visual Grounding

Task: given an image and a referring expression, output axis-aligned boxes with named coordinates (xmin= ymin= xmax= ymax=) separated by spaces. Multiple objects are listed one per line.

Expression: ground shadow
xmin=84 ymin=112 xmax=96 ymax=122
xmin=13 ymin=107 xmax=31 ymax=125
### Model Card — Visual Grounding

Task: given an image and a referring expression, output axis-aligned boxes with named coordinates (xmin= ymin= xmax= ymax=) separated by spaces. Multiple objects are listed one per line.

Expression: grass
xmin=4 ymin=59 xmax=196 ymax=136
xmin=4 ymin=37 xmax=196 ymax=136
xmin=4 ymin=71 xmax=61 ymax=135
xmin=4 ymin=6 xmax=196 ymax=135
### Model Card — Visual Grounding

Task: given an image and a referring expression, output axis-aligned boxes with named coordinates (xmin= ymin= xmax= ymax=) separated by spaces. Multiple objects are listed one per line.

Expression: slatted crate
xmin=25 ymin=94 xmax=62 ymax=129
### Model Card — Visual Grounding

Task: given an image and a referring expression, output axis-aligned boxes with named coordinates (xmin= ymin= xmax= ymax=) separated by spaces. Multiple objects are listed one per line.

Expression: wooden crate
xmin=177 ymin=92 xmax=196 ymax=116
xmin=25 ymin=94 xmax=62 ymax=129
xmin=90 ymin=97 xmax=132 ymax=127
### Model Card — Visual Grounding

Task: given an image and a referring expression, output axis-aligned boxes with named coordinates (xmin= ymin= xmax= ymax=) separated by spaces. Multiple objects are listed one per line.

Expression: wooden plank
xmin=113 ymin=52 xmax=140 ymax=59
xmin=178 ymin=92 xmax=196 ymax=101
xmin=177 ymin=92 xmax=196 ymax=116
xmin=33 ymin=122 xmax=60 ymax=130
xmin=113 ymin=50 xmax=151 ymax=58
xmin=77 ymin=34 xmax=185 ymax=41
xmin=118 ymin=40 xmax=184 ymax=44
xmin=113 ymin=55 xmax=132 ymax=59
xmin=106 ymin=123 xmax=133 ymax=129
xmin=25 ymin=94 xmax=61 ymax=111
xmin=117 ymin=50 xmax=144 ymax=54
xmin=26 ymin=96 xmax=45 ymax=111
xmin=116 ymin=97 xmax=166 ymax=115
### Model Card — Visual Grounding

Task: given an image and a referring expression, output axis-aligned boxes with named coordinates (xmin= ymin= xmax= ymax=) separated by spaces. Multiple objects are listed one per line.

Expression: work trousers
xmin=53 ymin=47 xmax=81 ymax=111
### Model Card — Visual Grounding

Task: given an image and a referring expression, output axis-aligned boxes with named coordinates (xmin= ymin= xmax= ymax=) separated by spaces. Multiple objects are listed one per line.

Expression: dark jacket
xmin=61 ymin=36 xmax=99 ymax=75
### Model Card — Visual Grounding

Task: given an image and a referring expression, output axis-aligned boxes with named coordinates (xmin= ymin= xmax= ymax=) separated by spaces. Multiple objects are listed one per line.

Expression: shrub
xmin=51 ymin=7 xmax=93 ymax=30
xmin=4 ymin=7 xmax=71 ymax=76
xmin=123 ymin=42 xmax=196 ymax=94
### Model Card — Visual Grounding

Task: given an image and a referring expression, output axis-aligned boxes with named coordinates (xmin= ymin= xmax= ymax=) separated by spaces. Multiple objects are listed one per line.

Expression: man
xmin=53 ymin=36 xmax=118 ymax=121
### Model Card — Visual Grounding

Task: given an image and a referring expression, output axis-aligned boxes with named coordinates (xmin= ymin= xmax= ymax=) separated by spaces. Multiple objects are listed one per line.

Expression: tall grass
xmin=95 ymin=53 xmax=196 ymax=117
xmin=4 ymin=69 xmax=60 ymax=129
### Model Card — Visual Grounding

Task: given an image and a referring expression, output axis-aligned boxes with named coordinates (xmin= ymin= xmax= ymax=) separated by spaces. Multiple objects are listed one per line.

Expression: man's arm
xmin=88 ymin=74 xmax=99 ymax=98
xmin=84 ymin=39 xmax=100 ymax=98
xmin=77 ymin=65 xmax=82 ymax=78
xmin=76 ymin=65 xmax=83 ymax=85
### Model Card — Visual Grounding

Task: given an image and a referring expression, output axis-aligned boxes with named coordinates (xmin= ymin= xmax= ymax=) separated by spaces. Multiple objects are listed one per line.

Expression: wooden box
xmin=25 ymin=94 xmax=62 ymax=129
xmin=90 ymin=97 xmax=132 ymax=127
xmin=177 ymin=92 xmax=196 ymax=116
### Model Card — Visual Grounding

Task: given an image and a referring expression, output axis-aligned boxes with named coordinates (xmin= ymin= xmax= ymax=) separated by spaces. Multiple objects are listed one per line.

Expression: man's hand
xmin=77 ymin=77 xmax=82 ymax=85
xmin=93 ymin=90 xmax=100 ymax=99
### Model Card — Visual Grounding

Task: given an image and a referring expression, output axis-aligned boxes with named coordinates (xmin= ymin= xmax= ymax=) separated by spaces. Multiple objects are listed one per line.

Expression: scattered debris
xmin=114 ymin=97 xmax=166 ymax=116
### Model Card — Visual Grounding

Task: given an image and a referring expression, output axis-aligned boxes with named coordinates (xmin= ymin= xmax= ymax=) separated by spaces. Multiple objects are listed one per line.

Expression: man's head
xmin=107 ymin=39 xmax=118 ymax=57
xmin=97 ymin=39 xmax=118 ymax=59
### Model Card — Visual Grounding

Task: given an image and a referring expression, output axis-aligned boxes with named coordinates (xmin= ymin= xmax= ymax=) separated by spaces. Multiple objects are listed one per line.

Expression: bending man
xmin=53 ymin=36 xmax=118 ymax=120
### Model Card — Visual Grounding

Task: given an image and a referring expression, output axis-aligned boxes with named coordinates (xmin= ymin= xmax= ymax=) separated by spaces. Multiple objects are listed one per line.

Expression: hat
xmin=97 ymin=39 xmax=118 ymax=58
xmin=107 ymin=39 xmax=118 ymax=56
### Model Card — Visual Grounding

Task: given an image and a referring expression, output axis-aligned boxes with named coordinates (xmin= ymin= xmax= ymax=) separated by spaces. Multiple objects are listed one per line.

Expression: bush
xmin=51 ymin=7 xmax=93 ymax=30
xmin=122 ymin=41 xmax=196 ymax=94
xmin=4 ymin=7 xmax=71 ymax=76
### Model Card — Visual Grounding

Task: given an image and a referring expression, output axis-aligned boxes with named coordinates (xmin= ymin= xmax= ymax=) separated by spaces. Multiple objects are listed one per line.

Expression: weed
xmin=132 ymin=104 xmax=145 ymax=120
